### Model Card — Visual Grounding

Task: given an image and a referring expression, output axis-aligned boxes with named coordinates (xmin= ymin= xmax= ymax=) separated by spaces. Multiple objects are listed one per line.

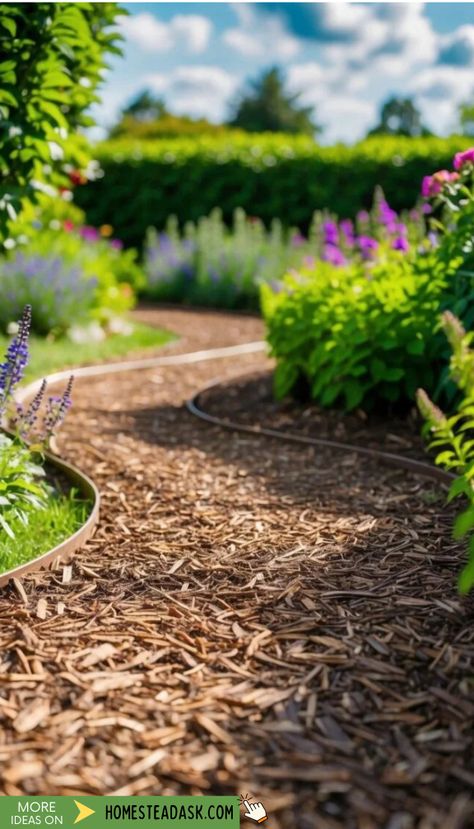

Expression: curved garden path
xmin=0 ymin=308 xmax=473 ymax=829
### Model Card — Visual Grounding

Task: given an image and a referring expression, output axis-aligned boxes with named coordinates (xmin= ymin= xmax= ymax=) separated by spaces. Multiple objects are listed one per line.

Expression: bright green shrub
xmin=75 ymin=134 xmax=473 ymax=249
xmin=261 ymin=251 xmax=459 ymax=411
xmin=418 ymin=313 xmax=474 ymax=594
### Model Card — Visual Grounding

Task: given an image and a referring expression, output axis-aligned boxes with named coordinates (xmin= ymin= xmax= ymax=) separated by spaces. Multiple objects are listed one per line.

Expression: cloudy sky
xmin=95 ymin=2 xmax=474 ymax=143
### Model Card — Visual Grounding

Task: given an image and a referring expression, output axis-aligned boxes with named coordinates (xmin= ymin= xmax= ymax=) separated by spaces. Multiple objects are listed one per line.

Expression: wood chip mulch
xmin=0 ymin=308 xmax=473 ymax=829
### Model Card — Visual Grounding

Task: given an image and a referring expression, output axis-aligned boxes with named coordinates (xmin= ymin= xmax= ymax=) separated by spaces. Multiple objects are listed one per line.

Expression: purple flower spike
xmin=43 ymin=376 xmax=74 ymax=439
xmin=15 ymin=378 xmax=47 ymax=440
xmin=323 ymin=244 xmax=346 ymax=266
xmin=322 ymin=221 xmax=339 ymax=246
xmin=392 ymin=236 xmax=409 ymax=252
xmin=0 ymin=305 xmax=31 ymax=416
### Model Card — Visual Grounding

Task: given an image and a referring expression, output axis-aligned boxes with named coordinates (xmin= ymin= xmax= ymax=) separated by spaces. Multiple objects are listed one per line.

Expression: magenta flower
xmin=322 ymin=244 xmax=346 ymax=266
xmin=421 ymin=170 xmax=459 ymax=198
xmin=322 ymin=221 xmax=339 ymax=246
xmin=80 ymin=225 xmax=100 ymax=242
xmin=357 ymin=236 xmax=378 ymax=260
xmin=453 ymin=148 xmax=474 ymax=170
xmin=392 ymin=236 xmax=409 ymax=252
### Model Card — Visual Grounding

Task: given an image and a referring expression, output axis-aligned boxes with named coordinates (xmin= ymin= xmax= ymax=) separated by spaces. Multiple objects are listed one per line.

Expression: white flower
xmin=48 ymin=141 xmax=64 ymax=161
xmin=4 ymin=238 xmax=16 ymax=249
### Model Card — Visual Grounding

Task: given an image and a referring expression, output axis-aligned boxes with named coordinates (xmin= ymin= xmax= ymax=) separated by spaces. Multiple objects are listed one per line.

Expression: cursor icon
xmin=243 ymin=799 xmax=268 ymax=823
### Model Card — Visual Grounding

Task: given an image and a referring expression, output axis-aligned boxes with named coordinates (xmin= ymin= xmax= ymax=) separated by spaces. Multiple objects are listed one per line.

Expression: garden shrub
xmin=0 ymin=2 xmax=123 ymax=241
xmin=263 ymin=147 xmax=474 ymax=413
xmin=262 ymin=252 xmax=458 ymax=411
xmin=0 ymin=196 xmax=142 ymax=335
xmin=418 ymin=313 xmax=474 ymax=594
xmin=75 ymin=134 xmax=473 ymax=249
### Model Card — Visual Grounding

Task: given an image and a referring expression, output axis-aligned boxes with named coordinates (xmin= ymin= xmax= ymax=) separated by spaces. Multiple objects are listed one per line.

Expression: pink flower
xmin=453 ymin=148 xmax=474 ymax=170
xmin=421 ymin=170 xmax=459 ymax=198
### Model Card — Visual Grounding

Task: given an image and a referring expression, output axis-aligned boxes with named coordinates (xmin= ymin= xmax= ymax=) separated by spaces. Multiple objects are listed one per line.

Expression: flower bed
xmin=0 ymin=306 xmax=96 ymax=578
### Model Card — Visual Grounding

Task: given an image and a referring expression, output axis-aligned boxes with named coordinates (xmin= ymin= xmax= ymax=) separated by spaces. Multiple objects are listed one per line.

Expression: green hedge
xmin=76 ymin=134 xmax=473 ymax=249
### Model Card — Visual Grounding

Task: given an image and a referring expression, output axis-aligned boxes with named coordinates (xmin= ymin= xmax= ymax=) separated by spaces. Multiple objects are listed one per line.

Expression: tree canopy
xmin=227 ymin=67 xmax=319 ymax=136
xmin=368 ymin=96 xmax=431 ymax=138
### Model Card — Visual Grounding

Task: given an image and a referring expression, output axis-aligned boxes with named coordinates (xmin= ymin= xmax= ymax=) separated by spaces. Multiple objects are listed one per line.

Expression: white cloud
xmin=145 ymin=66 xmax=238 ymax=121
xmin=120 ymin=12 xmax=212 ymax=54
xmin=223 ymin=7 xmax=300 ymax=60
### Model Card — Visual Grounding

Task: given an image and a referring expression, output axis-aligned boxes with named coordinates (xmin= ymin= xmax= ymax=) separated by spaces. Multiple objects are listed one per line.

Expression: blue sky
xmin=94 ymin=3 xmax=474 ymax=143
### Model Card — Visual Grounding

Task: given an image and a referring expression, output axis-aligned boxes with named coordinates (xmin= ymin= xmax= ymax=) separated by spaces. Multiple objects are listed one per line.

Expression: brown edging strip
xmin=187 ymin=375 xmax=455 ymax=486
xmin=0 ymin=448 xmax=100 ymax=588
xmin=0 ymin=341 xmax=266 ymax=588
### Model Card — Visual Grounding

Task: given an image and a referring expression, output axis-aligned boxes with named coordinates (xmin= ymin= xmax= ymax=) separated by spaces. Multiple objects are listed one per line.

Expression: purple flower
xmin=110 ymin=239 xmax=123 ymax=250
xmin=0 ymin=305 xmax=31 ymax=415
xmin=13 ymin=379 xmax=47 ymax=440
xmin=340 ymin=219 xmax=355 ymax=244
xmin=43 ymin=376 xmax=74 ymax=438
xmin=291 ymin=232 xmax=306 ymax=248
xmin=357 ymin=236 xmax=379 ymax=260
xmin=392 ymin=236 xmax=409 ymax=252
xmin=80 ymin=225 xmax=100 ymax=242
xmin=322 ymin=221 xmax=339 ymax=246
xmin=322 ymin=244 xmax=346 ymax=266
xmin=356 ymin=210 xmax=370 ymax=225
xmin=379 ymin=199 xmax=397 ymax=223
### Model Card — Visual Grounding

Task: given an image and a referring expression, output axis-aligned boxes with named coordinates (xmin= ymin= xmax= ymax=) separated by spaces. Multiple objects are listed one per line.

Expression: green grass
xmin=0 ymin=492 xmax=89 ymax=574
xmin=0 ymin=320 xmax=175 ymax=382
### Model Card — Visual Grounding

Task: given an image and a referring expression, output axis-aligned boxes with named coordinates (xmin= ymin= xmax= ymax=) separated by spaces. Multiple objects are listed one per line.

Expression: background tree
xmin=227 ymin=66 xmax=319 ymax=135
xmin=368 ymin=96 xmax=431 ymax=138
xmin=119 ymin=89 xmax=168 ymax=123
xmin=109 ymin=89 xmax=229 ymax=139
xmin=0 ymin=2 xmax=123 ymax=240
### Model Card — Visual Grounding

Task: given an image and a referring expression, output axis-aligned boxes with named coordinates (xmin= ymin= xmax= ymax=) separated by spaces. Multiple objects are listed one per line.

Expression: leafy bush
xmin=0 ymin=2 xmax=123 ymax=240
xmin=262 ymin=251 xmax=458 ymax=411
xmin=75 ymin=134 xmax=474 ymax=249
xmin=417 ymin=313 xmax=474 ymax=594
xmin=263 ymin=146 xmax=474 ymax=412
xmin=0 ymin=198 xmax=142 ymax=335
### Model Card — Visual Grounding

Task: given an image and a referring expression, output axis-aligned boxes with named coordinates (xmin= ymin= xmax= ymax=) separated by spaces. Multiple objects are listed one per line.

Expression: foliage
xmin=262 ymin=250 xmax=455 ymax=411
xmin=75 ymin=134 xmax=474 ymax=250
xmin=0 ymin=431 xmax=48 ymax=538
xmin=367 ymin=96 xmax=431 ymax=138
xmin=0 ymin=198 xmax=142 ymax=335
xmin=0 ymin=487 xmax=87 ymax=573
xmin=0 ymin=2 xmax=123 ymax=240
xmin=0 ymin=306 xmax=73 ymax=540
xmin=227 ymin=66 xmax=318 ymax=136
xmin=110 ymin=89 xmax=229 ymax=139
xmin=143 ymin=198 xmax=424 ymax=311
xmin=417 ymin=313 xmax=474 ymax=594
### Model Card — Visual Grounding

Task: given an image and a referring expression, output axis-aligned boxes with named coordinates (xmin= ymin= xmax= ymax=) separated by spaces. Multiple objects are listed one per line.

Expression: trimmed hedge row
xmin=76 ymin=134 xmax=473 ymax=249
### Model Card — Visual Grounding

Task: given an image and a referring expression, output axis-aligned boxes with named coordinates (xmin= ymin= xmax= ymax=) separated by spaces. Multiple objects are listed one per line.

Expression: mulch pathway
xmin=0 ymin=308 xmax=473 ymax=829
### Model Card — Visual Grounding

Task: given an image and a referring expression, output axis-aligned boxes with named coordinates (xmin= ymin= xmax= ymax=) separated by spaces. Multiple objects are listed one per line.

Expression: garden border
xmin=0 ymin=341 xmax=266 ymax=587
xmin=2 ymin=337 xmax=455 ymax=588
xmin=0 ymin=447 xmax=100 ymax=588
